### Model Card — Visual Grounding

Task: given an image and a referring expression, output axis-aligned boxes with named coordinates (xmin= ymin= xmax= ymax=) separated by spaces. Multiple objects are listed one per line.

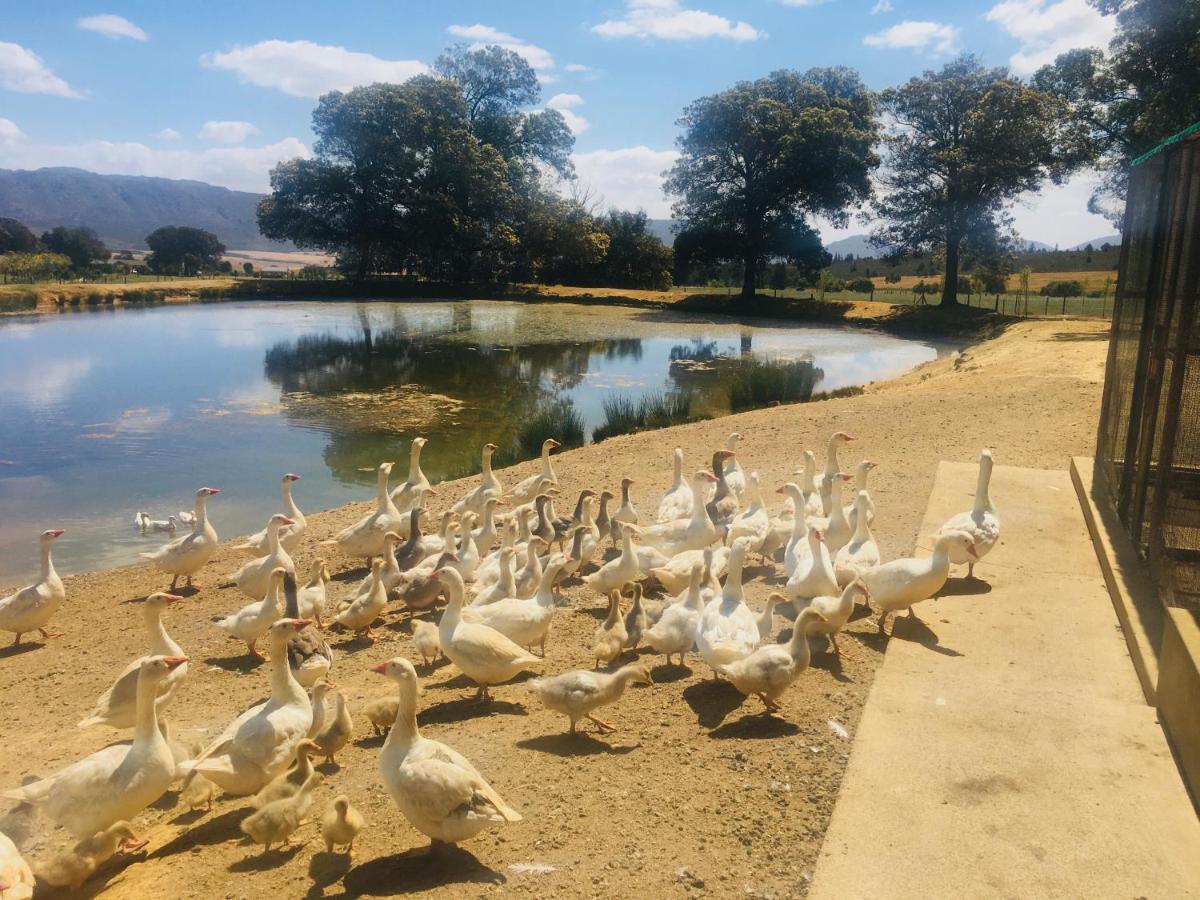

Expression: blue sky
xmin=0 ymin=1 xmax=1118 ymax=245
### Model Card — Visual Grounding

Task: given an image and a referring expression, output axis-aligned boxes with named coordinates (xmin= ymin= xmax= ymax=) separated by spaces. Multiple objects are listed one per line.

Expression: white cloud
xmin=986 ymin=0 xmax=1116 ymax=74
xmin=198 ymin=120 xmax=259 ymax=144
xmin=1008 ymin=171 xmax=1113 ymax=247
xmin=0 ymin=117 xmax=23 ymax=144
xmin=564 ymin=63 xmax=593 ymax=73
xmin=77 ymin=14 xmax=148 ymax=41
xmin=0 ymin=130 xmax=308 ymax=193
xmin=571 ymin=146 xmax=678 ymax=216
xmin=592 ymin=1 xmax=763 ymax=42
xmin=871 ymin=0 xmax=893 ymax=13
xmin=446 ymin=24 xmax=555 ymax=72
xmin=202 ymin=40 xmax=427 ymax=98
xmin=779 ymin=0 xmax=830 ymax=6
xmin=546 ymin=93 xmax=584 ymax=110
xmin=863 ymin=20 xmax=959 ymax=53
xmin=0 ymin=42 xmax=80 ymax=98
xmin=546 ymin=94 xmax=588 ymax=134
xmin=155 ymin=127 xmax=181 ymax=141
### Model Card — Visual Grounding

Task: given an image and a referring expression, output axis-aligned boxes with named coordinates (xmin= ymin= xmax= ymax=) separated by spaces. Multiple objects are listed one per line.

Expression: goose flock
xmin=0 ymin=433 xmax=1000 ymax=893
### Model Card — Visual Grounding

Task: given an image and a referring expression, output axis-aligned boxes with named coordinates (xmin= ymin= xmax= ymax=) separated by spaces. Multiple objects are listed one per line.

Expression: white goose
xmin=815 ymin=431 xmax=856 ymax=515
xmin=696 ymin=540 xmax=760 ymax=673
xmin=79 ymin=592 xmax=186 ymax=729
xmin=610 ymin=477 xmax=639 ymax=543
xmin=436 ymin=568 xmax=542 ymax=700
xmin=136 ymin=513 xmax=176 ymax=534
xmin=4 ymin=655 xmax=186 ymax=837
xmin=937 ymin=449 xmax=1000 ymax=577
xmin=863 ymin=531 xmax=977 ymax=632
xmin=777 ymin=485 xmax=813 ymax=577
xmin=0 ymin=529 xmax=66 ymax=646
xmin=508 ymin=438 xmax=561 ymax=504
xmin=802 ymin=581 xmax=870 ymax=656
xmin=792 ymin=450 xmax=825 ymax=518
xmin=722 ymin=432 xmax=746 ymax=499
xmin=727 ymin=472 xmax=770 ymax=555
xmin=821 ymin=473 xmax=855 ymax=555
xmin=213 ymin=567 xmax=286 ymax=658
xmin=470 ymin=519 xmax=519 ymax=596
xmin=835 ymin=491 xmax=881 ymax=587
xmin=650 ymin=544 xmax=729 ymax=595
xmin=644 ymin=562 xmax=706 ymax=666
xmin=229 ymin=513 xmax=296 ymax=600
xmin=0 ymin=830 xmax=34 ymax=900
xmin=461 ymin=557 xmax=570 ymax=655
xmin=175 ymin=509 xmax=196 ymax=528
xmin=639 ymin=471 xmax=719 ymax=556
xmin=786 ymin=528 xmax=838 ymax=603
xmin=332 ymin=559 xmax=388 ymax=638
xmin=324 ymin=462 xmax=403 ymax=560
xmin=453 ymin=443 xmax=502 ymax=517
xmin=237 ymin=474 xmax=307 ymax=555
xmin=656 ymin=448 xmax=692 ymax=522
xmin=448 ymin=513 xmax=481 ymax=583
xmin=472 ymin=548 xmax=519 ymax=606
xmin=374 ymin=657 xmax=522 ymax=849
xmin=471 ymin=497 xmax=501 ymax=553
xmin=180 ymin=618 xmax=314 ymax=795
xmin=844 ymin=460 xmax=878 ymax=529
xmin=583 ymin=524 xmax=641 ymax=595
xmin=140 ymin=487 xmax=220 ymax=590
xmin=296 ymin=559 xmax=332 ymax=626
xmin=719 ymin=607 xmax=826 ymax=712
xmin=389 ymin=437 xmax=433 ymax=513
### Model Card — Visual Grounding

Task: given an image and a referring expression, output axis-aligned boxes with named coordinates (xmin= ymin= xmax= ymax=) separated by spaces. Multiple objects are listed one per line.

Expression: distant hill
xmin=645 ymin=218 xmax=675 ymax=245
xmin=826 ymin=234 xmax=883 ymax=257
xmin=0 ymin=167 xmax=289 ymax=251
xmin=1069 ymin=234 xmax=1121 ymax=250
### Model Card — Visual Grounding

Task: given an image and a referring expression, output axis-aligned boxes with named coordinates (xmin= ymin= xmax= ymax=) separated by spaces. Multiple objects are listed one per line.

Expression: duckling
xmin=306 ymin=681 xmax=332 ymax=739
xmin=321 ymin=795 xmax=364 ymax=855
xmin=622 ymin=584 xmax=647 ymax=652
xmin=365 ymin=695 xmax=399 ymax=737
xmin=313 ymin=689 xmax=353 ymax=766
xmin=332 ymin=558 xmax=387 ymax=639
xmin=253 ymin=738 xmax=321 ymax=809
xmin=610 ymin=477 xmax=639 ymax=544
xmin=297 ymin=559 xmax=332 ymax=626
xmin=528 ymin=661 xmax=653 ymax=734
xmin=241 ymin=772 xmax=323 ymax=852
xmin=719 ymin=608 xmax=828 ymax=713
xmin=593 ymin=590 xmax=628 ymax=668
xmin=36 ymin=821 xmax=144 ymax=891
xmin=756 ymin=593 xmax=783 ymax=641
xmin=180 ymin=774 xmax=216 ymax=812
xmin=411 ymin=618 xmax=442 ymax=667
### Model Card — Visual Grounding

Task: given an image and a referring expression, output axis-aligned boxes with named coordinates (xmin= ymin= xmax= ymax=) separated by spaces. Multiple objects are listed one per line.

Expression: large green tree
xmin=0 ymin=218 xmax=39 ymax=254
xmin=145 ymin=226 xmax=224 ymax=275
xmin=1033 ymin=0 xmax=1200 ymax=221
xmin=596 ymin=210 xmax=673 ymax=290
xmin=871 ymin=56 xmax=1084 ymax=306
xmin=40 ymin=226 xmax=108 ymax=271
xmin=665 ymin=67 xmax=878 ymax=300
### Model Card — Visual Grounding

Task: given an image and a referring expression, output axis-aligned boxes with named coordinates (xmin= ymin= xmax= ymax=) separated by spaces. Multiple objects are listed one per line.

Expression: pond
xmin=0 ymin=299 xmax=939 ymax=581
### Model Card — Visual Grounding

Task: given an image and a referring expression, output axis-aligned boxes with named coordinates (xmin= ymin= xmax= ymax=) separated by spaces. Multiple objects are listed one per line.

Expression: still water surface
xmin=0 ymin=300 xmax=938 ymax=581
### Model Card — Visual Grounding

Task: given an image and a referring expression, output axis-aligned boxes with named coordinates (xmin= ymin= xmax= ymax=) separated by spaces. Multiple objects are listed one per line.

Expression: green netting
xmin=1131 ymin=120 xmax=1200 ymax=167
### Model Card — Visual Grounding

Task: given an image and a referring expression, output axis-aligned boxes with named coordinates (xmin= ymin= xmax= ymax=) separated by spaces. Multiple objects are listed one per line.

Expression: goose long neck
xmin=145 ymin=606 xmax=180 ymax=656
xmin=407 ymin=442 xmax=423 ymax=483
xmin=441 ymin=575 xmax=465 ymax=627
xmin=133 ymin=669 xmax=166 ymax=749
xmin=385 ymin=679 xmax=420 ymax=749
xmin=269 ymin=633 xmax=306 ymax=705
xmin=540 ymin=444 xmax=554 ymax=479
xmin=685 ymin=566 xmax=704 ymax=610
xmin=281 ymin=479 xmax=297 ymax=514
xmin=803 ymin=454 xmax=818 ymax=492
xmin=536 ymin=565 xmax=560 ymax=606
xmin=604 ymin=594 xmax=621 ymax=626
xmin=499 ymin=553 xmax=516 ymax=592
xmin=671 ymin=451 xmax=683 ymax=489
xmin=620 ymin=481 xmax=631 ymax=505
xmin=825 ymin=436 xmax=841 ymax=475
xmin=481 ymin=448 xmax=494 ymax=479
xmin=267 ymin=521 xmax=281 ymax=553
xmin=852 ymin=499 xmax=872 ymax=542
xmin=722 ymin=546 xmax=746 ymax=604
xmin=620 ymin=527 xmax=635 ymax=560
xmin=195 ymin=494 xmax=208 ymax=530
xmin=376 ymin=468 xmax=391 ymax=510
xmin=974 ymin=457 xmax=993 ymax=513
xmin=789 ymin=612 xmax=815 ymax=667
xmin=39 ymin=540 xmax=56 ymax=583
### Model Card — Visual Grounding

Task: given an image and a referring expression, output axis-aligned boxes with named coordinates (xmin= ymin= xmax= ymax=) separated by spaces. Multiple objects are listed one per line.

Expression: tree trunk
xmin=740 ymin=254 xmax=756 ymax=301
xmin=355 ymin=242 xmax=370 ymax=283
xmin=940 ymin=238 xmax=960 ymax=306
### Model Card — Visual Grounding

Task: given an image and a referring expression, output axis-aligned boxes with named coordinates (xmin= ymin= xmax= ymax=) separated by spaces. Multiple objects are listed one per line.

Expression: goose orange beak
xmin=370 ymin=661 xmax=389 ymax=675
xmin=164 ymin=656 xmax=189 ymax=669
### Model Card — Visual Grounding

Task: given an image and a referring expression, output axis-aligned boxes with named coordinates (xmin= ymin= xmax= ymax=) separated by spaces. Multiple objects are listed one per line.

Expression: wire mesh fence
xmin=1095 ymin=122 xmax=1200 ymax=612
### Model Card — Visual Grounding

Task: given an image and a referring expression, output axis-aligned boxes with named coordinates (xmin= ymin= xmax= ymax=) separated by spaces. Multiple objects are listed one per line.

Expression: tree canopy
xmin=145 ymin=225 xmax=225 ymax=275
xmin=871 ymin=56 xmax=1085 ymax=305
xmin=0 ymin=218 xmax=39 ymax=254
xmin=40 ymin=226 xmax=108 ymax=271
xmin=1033 ymin=0 xmax=1200 ymax=221
xmin=665 ymin=67 xmax=878 ymax=300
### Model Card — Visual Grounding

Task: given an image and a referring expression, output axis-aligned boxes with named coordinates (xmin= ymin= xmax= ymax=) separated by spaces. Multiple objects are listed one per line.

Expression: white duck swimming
xmin=4 ymin=655 xmax=186 ymax=837
xmin=453 ymin=443 xmax=502 ymax=517
xmin=785 ymin=528 xmax=838 ymax=603
xmin=229 ymin=513 xmax=296 ymax=600
xmin=720 ymin=607 xmax=827 ymax=712
xmin=656 ymin=448 xmax=692 ymax=522
xmin=0 ymin=830 xmax=33 ymax=900
xmin=801 ymin=581 xmax=870 ymax=656
xmin=696 ymin=541 xmax=760 ymax=674
xmin=0 ymin=529 xmax=66 ymax=646
xmin=937 ymin=448 xmax=1000 ymax=578
xmin=213 ymin=567 xmax=286 ymax=658
xmin=815 ymin=431 xmax=856 ymax=515
xmin=140 ymin=487 xmax=220 ymax=590
xmin=136 ymin=513 xmax=176 ymax=534
xmin=374 ymin=656 xmax=522 ymax=849
xmin=508 ymin=438 xmax=561 ymax=504
xmin=835 ymin=491 xmax=881 ymax=587
xmin=79 ymin=592 xmax=186 ymax=729
xmin=461 ymin=557 xmax=570 ymax=656
xmin=389 ymin=437 xmax=433 ymax=514
xmin=180 ymin=618 xmax=314 ymax=795
xmin=325 ymin=462 xmax=403 ymax=560
xmin=175 ymin=509 xmax=196 ymax=528
xmin=862 ymin=530 xmax=977 ymax=632
xmin=237 ymin=474 xmax=307 ymax=555
xmin=436 ymin=568 xmax=542 ymax=700
xmin=640 ymin=471 xmax=719 ymax=556
xmin=722 ymin=432 xmax=746 ymax=499
xmin=645 ymin=562 xmax=706 ymax=666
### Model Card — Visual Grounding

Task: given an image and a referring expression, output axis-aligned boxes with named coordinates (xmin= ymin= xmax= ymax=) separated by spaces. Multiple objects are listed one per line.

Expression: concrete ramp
xmin=808 ymin=463 xmax=1200 ymax=900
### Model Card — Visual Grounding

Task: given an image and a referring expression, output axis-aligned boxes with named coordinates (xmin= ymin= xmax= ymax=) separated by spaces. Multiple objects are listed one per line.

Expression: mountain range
xmin=0 ymin=167 xmax=289 ymax=251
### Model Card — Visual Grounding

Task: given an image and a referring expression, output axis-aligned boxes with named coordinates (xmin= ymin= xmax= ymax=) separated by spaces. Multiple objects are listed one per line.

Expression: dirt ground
xmin=0 ymin=317 xmax=1109 ymax=899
